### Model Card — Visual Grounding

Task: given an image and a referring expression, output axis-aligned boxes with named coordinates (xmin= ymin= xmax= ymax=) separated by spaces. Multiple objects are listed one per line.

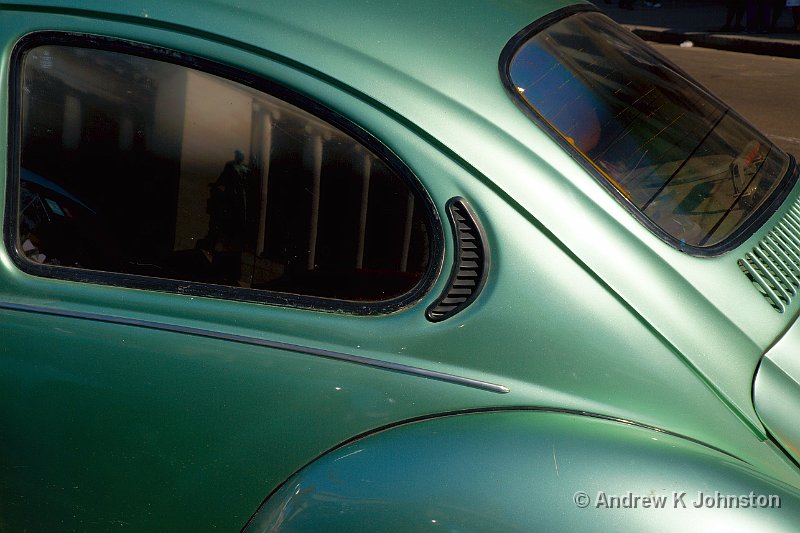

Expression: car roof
xmin=7 ymin=0 xmax=575 ymax=75
xmin=5 ymin=0 xmax=584 ymax=141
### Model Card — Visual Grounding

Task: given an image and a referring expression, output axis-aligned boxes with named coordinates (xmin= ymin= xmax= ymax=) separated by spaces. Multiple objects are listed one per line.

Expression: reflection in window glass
xmin=18 ymin=45 xmax=430 ymax=302
xmin=508 ymin=12 xmax=791 ymax=250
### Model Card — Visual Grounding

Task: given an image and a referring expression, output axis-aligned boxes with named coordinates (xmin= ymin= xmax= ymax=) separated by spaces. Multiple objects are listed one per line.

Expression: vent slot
xmin=426 ymin=198 xmax=488 ymax=322
xmin=738 ymin=198 xmax=800 ymax=313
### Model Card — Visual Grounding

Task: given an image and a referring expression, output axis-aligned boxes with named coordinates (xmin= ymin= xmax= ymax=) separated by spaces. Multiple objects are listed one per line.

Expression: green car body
xmin=1 ymin=0 xmax=800 ymax=530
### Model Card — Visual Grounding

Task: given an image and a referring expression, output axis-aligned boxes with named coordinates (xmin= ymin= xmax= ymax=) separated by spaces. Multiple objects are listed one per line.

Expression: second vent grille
xmin=738 ymin=198 xmax=800 ymax=313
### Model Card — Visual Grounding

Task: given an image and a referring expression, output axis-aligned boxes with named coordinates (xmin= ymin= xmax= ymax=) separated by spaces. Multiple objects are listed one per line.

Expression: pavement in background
xmin=592 ymin=0 xmax=800 ymax=57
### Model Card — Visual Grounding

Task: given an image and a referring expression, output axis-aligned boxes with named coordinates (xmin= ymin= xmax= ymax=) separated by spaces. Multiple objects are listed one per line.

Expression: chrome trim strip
xmin=0 ymin=300 xmax=510 ymax=394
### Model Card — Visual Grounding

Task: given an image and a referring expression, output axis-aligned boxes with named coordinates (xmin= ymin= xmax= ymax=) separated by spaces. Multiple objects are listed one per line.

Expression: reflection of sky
xmin=506 ymin=13 xmax=789 ymax=249
xmin=21 ymin=167 xmax=95 ymax=213
xmin=509 ymin=37 xmax=671 ymax=193
xmin=509 ymin=39 xmax=644 ymax=178
xmin=510 ymin=42 xmax=607 ymax=151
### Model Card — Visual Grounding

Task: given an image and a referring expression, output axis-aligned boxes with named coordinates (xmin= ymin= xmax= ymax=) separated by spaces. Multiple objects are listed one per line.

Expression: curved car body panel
xmin=247 ymin=411 xmax=800 ymax=532
xmin=0 ymin=0 xmax=798 ymax=530
xmin=755 ymin=319 xmax=800 ymax=463
xmin=2 ymin=0 xmax=796 ymax=427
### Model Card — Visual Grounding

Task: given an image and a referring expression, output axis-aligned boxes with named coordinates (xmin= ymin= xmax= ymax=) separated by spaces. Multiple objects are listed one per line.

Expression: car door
xmin=0 ymin=8 xmax=507 ymax=530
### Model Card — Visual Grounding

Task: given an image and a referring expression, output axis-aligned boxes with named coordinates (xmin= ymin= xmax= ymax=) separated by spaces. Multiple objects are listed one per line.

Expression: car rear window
xmin=503 ymin=10 xmax=794 ymax=254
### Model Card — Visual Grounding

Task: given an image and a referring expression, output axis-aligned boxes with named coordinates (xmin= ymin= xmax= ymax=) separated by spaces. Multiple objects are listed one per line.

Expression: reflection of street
xmin=653 ymin=43 xmax=800 ymax=160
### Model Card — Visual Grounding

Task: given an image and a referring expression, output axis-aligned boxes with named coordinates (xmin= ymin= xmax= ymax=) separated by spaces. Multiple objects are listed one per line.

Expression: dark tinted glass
xmin=17 ymin=45 xmax=431 ymax=302
xmin=508 ymin=12 xmax=791 ymax=250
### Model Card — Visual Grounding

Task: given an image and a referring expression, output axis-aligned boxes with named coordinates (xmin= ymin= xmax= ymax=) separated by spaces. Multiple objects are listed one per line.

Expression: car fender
xmin=245 ymin=410 xmax=800 ymax=531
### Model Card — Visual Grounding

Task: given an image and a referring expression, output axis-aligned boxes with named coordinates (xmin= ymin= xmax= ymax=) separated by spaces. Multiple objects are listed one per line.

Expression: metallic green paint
xmin=247 ymin=411 xmax=800 ymax=532
xmin=755 ymin=320 xmax=800 ymax=463
xmin=0 ymin=0 xmax=798 ymax=530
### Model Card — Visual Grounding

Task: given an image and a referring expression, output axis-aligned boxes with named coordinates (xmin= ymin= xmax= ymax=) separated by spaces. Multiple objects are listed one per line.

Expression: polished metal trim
xmin=0 ymin=300 xmax=510 ymax=394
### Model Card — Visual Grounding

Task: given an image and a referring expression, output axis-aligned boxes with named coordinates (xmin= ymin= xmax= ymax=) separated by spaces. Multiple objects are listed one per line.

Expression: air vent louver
xmin=738 ymin=199 xmax=800 ymax=313
xmin=426 ymin=198 xmax=488 ymax=322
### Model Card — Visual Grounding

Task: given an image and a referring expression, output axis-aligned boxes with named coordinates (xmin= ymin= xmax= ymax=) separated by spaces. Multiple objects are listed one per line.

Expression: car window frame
xmin=498 ymin=4 xmax=799 ymax=257
xmin=5 ymin=31 xmax=444 ymax=314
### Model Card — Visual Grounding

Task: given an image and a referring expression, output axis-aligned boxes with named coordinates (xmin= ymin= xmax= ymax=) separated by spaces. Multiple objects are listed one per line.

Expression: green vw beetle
xmin=2 ymin=0 xmax=800 ymax=530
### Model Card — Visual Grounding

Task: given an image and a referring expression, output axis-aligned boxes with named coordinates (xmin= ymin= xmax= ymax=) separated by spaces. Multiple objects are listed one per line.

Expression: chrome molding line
xmin=0 ymin=300 xmax=510 ymax=394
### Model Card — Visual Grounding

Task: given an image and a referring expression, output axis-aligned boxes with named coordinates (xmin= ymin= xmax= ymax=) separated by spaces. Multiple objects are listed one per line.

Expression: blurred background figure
xmin=722 ymin=0 xmax=746 ymax=30
xmin=788 ymin=0 xmax=800 ymax=30
xmin=771 ymin=0 xmax=786 ymax=30
xmin=746 ymin=0 xmax=771 ymax=32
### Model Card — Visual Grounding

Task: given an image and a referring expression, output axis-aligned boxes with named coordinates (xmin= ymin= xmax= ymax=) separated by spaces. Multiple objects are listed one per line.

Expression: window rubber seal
xmin=497 ymin=5 xmax=800 ymax=257
xmin=5 ymin=31 xmax=444 ymax=315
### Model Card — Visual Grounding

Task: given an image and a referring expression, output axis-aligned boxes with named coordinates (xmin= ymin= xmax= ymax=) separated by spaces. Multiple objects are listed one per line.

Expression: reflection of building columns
xmin=305 ymin=126 xmax=331 ymax=270
xmin=255 ymin=108 xmax=279 ymax=256
xmin=62 ymin=95 xmax=82 ymax=150
xmin=356 ymin=149 xmax=372 ymax=269
xmin=400 ymin=191 xmax=415 ymax=272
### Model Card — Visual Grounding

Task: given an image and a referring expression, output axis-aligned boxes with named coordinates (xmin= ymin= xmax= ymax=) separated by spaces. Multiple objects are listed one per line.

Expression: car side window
xmin=12 ymin=39 xmax=436 ymax=306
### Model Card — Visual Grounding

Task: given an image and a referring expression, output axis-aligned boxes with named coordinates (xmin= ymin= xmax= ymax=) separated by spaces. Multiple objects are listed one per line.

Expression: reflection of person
xmin=210 ymin=149 xmax=249 ymax=245
xmin=200 ymin=149 xmax=250 ymax=282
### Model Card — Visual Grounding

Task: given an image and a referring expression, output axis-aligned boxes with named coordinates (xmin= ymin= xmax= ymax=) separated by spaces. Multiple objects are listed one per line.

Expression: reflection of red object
xmin=742 ymin=141 xmax=761 ymax=167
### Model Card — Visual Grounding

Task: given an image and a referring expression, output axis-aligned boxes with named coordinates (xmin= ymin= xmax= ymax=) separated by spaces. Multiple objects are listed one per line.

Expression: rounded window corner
xmin=7 ymin=33 xmax=443 ymax=314
xmin=500 ymin=9 xmax=796 ymax=257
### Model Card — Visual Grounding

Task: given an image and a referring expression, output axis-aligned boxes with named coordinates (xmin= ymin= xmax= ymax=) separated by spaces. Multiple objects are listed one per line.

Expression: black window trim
xmin=498 ymin=5 xmax=799 ymax=257
xmin=5 ymin=31 xmax=444 ymax=314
